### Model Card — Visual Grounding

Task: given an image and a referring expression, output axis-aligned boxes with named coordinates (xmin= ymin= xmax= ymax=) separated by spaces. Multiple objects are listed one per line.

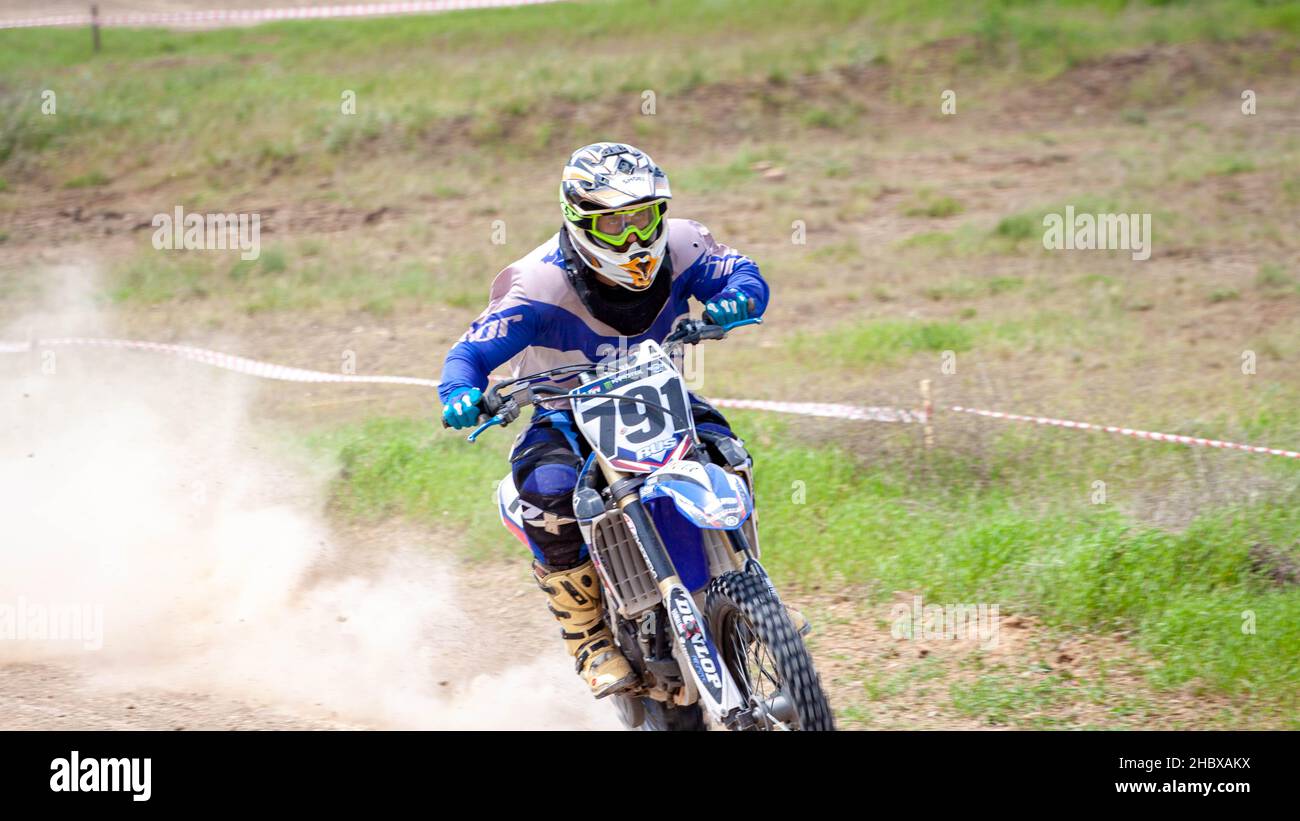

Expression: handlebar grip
xmin=441 ymin=386 xmax=494 ymax=430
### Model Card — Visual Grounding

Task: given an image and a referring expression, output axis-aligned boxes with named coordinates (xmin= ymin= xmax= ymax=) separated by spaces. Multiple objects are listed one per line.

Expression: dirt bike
xmin=448 ymin=312 xmax=835 ymax=731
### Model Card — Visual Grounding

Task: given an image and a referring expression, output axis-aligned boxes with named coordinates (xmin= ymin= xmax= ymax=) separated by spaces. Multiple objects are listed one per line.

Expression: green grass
xmin=993 ymin=212 xmax=1040 ymax=241
xmin=672 ymin=153 xmax=759 ymax=194
xmin=904 ymin=192 xmax=964 ymax=218
xmin=3 ymin=0 xmax=1296 ymax=188
xmin=107 ymin=231 xmax=490 ymax=313
xmin=949 ymin=671 xmax=1077 ymax=728
xmin=315 ymin=408 xmax=1300 ymax=712
xmin=1171 ymin=152 xmax=1260 ymax=182
xmin=63 ymin=170 xmax=110 ymax=189
xmin=988 ymin=194 xmax=1165 ymax=254
xmin=783 ymin=309 xmax=1113 ymax=369
xmin=922 ymin=275 xmax=1025 ymax=301
xmin=311 ymin=417 xmax=513 ymax=555
xmin=895 ymin=194 xmax=1162 ymax=258
xmin=792 ymin=317 xmax=975 ymax=367
xmin=1283 ymin=174 xmax=1300 ymax=204
xmin=1256 ymin=263 xmax=1292 ymax=290
xmin=894 ymin=226 xmax=980 ymax=254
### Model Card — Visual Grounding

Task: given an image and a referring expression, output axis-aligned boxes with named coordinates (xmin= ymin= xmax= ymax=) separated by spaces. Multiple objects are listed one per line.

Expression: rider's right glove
xmin=441 ymin=387 xmax=484 ymax=429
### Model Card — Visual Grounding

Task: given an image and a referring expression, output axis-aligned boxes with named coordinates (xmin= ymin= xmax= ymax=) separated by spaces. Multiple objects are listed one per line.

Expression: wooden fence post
xmin=920 ymin=379 xmax=934 ymax=449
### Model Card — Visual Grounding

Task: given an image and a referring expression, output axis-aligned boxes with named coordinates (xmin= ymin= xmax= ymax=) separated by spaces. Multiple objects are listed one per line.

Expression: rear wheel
xmin=705 ymin=571 xmax=835 ymax=731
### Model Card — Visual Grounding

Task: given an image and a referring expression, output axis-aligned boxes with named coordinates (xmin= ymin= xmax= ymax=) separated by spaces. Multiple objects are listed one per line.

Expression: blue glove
xmin=705 ymin=288 xmax=751 ymax=326
xmin=442 ymin=387 xmax=484 ymax=430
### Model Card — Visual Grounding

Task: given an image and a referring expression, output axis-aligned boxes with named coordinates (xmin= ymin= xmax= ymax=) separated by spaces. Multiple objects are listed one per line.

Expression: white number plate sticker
xmin=571 ymin=355 xmax=694 ymax=470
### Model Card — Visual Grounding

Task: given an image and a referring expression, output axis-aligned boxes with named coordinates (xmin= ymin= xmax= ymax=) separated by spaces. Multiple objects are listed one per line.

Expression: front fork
xmin=600 ymin=457 xmax=748 ymax=723
xmin=728 ymin=526 xmax=779 ymax=597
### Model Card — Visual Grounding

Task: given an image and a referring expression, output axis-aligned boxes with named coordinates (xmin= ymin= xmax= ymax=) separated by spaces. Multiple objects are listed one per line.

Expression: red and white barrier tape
xmin=712 ymin=398 xmax=923 ymax=425
xmin=2 ymin=337 xmax=441 ymax=388
xmin=4 ymin=336 xmax=1297 ymax=460
xmin=0 ymin=0 xmax=558 ymax=30
xmin=949 ymin=405 xmax=1300 ymax=460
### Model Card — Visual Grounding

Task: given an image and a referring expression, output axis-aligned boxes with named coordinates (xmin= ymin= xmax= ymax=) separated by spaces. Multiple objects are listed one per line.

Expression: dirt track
xmin=0 ymin=497 xmax=620 ymax=731
xmin=0 ymin=545 xmax=617 ymax=731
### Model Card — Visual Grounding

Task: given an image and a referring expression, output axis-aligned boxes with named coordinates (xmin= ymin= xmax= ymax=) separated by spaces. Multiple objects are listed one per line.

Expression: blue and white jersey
xmin=437 ymin=219 xmax=768 ymax=403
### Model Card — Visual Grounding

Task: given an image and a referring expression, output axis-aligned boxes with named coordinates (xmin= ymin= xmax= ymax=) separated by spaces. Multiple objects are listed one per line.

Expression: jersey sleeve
xmin=437 ymin=265 xmax=539 ymax=403
xmin=675 ymin=219 xmax=770 ymax=317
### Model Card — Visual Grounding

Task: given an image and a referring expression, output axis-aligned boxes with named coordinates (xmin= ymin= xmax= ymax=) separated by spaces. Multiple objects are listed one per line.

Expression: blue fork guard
xmin=646 ymin=497 xmax=711 ymax=593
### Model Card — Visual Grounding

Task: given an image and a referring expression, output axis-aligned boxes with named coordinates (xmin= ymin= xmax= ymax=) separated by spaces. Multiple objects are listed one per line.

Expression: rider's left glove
xmin=705 ymin=288 xmax=751 ymax=326
xmin=442 ymin=387 xmax=484 ymax=430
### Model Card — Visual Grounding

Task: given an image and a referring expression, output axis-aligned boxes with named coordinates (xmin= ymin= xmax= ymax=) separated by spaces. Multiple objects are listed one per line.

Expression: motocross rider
xmin=438 ymin=142 xmax=768 ymax=698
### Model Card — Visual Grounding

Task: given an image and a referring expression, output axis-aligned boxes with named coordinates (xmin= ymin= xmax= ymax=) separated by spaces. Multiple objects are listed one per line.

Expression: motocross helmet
xmin=560 ymin=142 xmax=671 ymax=291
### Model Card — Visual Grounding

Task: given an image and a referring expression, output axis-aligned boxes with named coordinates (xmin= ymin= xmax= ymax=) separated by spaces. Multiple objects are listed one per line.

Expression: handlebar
xmin=663 ymin=315 xmax=761 ymax=352
xmin=443 ymin=303 xmax=761 ymax=442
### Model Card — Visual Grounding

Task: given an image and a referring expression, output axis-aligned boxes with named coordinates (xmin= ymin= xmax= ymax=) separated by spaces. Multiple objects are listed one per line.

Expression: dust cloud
xmin=0 ymin=263 xmax=617 ymax=730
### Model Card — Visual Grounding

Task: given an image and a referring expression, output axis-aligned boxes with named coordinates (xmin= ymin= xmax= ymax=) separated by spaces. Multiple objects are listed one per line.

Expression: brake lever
xmin=717 ymin=317 xmax=762 ymax=332
xmin=465 ymin=397 xmax=520 ymax=443
xmin=466 ymin=415 xmax=502 ymax=443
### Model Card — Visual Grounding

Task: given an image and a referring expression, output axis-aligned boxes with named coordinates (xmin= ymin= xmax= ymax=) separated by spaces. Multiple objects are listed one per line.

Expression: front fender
xmin=640 ymin=460 xmax=751 ymax=530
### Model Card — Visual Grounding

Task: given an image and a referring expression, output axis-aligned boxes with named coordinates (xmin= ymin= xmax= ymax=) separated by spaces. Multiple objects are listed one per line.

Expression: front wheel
xmin=641 ymin=698 xmax=707 ymax=731
xmin=612 ymin=692 xmax=707 ymax=731
xmin=706 ymin=571 xmax=835 ymax=731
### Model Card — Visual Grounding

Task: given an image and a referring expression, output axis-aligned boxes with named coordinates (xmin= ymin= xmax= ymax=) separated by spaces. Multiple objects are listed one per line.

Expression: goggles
xmin=581 ymin=202 xmax=664 ymax=248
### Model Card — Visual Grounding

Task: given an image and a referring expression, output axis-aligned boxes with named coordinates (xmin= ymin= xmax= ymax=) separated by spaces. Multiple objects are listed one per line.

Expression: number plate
xmin=571 ymin=347 xmax=695 ymax=472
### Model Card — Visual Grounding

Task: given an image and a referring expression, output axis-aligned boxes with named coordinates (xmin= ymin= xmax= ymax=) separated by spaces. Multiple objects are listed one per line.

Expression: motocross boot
xmin=786 ymin=605 xmax=811 ymax=636
xmin=534 ymin=560 xmax=637 ymax=698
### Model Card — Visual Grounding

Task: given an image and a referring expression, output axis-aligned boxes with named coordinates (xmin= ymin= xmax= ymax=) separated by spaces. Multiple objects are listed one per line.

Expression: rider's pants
xmin=509 ymin=394 xmax=735 ymax=569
